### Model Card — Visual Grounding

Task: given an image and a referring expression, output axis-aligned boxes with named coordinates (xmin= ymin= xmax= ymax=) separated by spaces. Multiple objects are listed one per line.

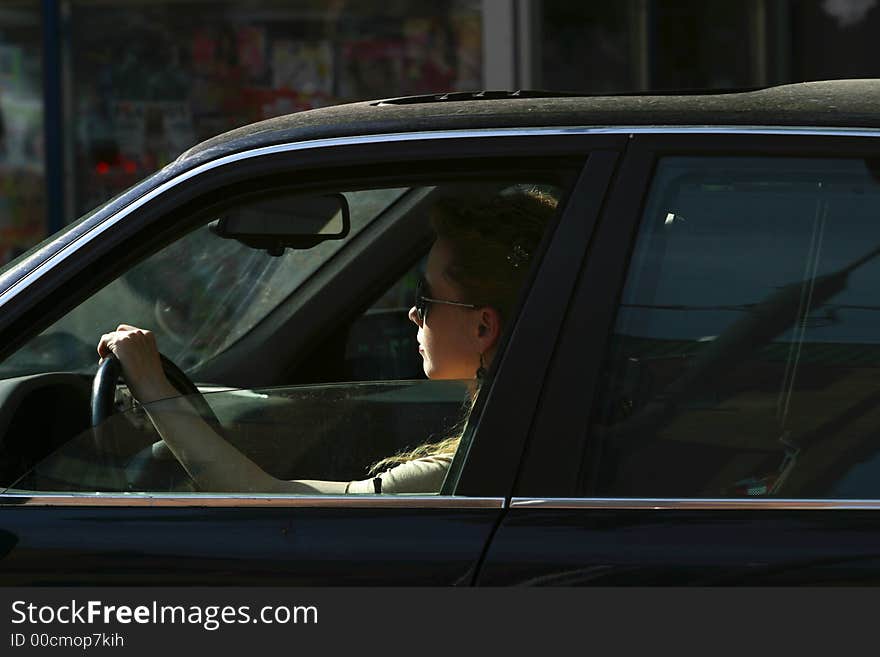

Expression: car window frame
xmin=512 ymin=128 xmax=880 ymax=502
xmin=0 ymin=128 xmax=624 ymax=508
xmin=0 ymin=131 xmax=615 ymax=360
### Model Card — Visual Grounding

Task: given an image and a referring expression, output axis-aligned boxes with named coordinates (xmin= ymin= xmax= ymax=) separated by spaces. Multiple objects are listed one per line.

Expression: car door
xmin=478 ymin=130 xmax=880 ymax=585
xmin=0 ymin=129 xmax=622 ymax=584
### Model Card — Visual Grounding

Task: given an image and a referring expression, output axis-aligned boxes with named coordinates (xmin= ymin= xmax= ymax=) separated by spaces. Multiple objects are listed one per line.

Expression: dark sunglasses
xmin=414 ymin=277 xmax=478 ymax=324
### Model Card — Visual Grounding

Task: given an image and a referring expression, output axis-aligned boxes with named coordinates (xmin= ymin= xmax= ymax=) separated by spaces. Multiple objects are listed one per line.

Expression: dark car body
xmin=4 ymin=80 xmax=880 ymax=584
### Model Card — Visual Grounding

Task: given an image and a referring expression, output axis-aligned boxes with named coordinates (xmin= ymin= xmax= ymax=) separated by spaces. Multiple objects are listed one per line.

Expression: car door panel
xmin=0 ymin=134 xmax=621 ymax=584
xmin=479 ymin=131 xmax=880 ymax=586
xmin=477 ymin=506 xmax=880 ymax=585
xmin=0 ymin=504 xmax=503 ymax=585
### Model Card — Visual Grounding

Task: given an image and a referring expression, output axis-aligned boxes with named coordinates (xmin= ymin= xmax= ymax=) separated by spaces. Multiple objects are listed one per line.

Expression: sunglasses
xmin=414 ymin=277 xmax=478 ymax=324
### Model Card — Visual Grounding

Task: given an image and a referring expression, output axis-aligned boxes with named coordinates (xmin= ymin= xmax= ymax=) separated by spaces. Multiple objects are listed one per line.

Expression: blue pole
xmin=41 ymin=0 xmax=63 ymax=235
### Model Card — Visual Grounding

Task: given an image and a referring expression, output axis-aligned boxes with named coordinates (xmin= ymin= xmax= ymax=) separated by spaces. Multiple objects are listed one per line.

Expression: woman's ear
xmin=476 ymin=306 xmax=502 ymax=351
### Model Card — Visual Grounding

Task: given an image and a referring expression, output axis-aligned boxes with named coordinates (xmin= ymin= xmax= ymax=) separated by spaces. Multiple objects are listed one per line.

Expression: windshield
xmin=0 ymin=187 xmax=408 ymax=378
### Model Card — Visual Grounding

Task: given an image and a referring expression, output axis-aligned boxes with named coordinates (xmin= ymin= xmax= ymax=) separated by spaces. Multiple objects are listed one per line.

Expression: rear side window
xmin=590 ymin=156 xmax=880 ymax=499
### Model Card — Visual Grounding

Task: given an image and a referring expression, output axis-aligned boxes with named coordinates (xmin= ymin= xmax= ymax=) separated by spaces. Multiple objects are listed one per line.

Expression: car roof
xmin=177 ymin=79 xmax=880 ymax=168
xmin=4 ymin=80 xmax=879 ymax=304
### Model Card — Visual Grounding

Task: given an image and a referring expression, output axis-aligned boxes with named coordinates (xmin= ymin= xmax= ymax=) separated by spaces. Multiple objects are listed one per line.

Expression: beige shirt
xmin=344 ymin=455 xmax=453 ymax=494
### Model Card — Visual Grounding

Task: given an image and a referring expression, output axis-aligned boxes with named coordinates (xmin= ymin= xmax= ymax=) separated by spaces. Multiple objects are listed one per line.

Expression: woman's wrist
xmin=133 ymin=377 xmax=178 ymax=404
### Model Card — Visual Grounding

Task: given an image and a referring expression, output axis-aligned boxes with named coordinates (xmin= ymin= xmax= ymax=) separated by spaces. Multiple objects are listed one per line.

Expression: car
xmin=4 ymin=80 xmax=880 ymax=585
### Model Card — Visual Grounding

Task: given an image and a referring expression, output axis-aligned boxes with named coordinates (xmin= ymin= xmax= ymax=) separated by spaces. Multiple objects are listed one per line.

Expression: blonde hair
xmin=368 ymin=186 xmax=557 ymax=474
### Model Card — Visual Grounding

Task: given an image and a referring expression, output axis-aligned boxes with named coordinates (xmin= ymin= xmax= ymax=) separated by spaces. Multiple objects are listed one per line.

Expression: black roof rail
xmin=373 ymin=86 xmax=771 ymax=106
xmin=372 ymin=90 xmax=593 ymax=105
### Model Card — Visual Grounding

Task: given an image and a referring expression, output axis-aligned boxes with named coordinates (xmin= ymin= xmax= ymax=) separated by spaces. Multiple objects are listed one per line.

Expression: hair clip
xmin=507 ymin=244 xmax=530 ymax=269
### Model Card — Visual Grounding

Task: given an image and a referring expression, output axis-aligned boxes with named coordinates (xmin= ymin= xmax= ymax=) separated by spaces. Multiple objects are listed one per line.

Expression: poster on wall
xmin=339 ymin=40 xmax=405 ymax=100
xmin=0 ymin=94 xmax=42 ymax=171
xmin=0 ymin=92 xmax=45 ymax=263
xmin=271 ymin=40 xmax=333 ymax=95
xmin=112 ymin=100 xmax=196 ymax=171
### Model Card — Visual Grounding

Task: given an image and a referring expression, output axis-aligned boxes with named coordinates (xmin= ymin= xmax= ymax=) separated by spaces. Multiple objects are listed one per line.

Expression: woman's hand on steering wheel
xmin=97 ymin=324 xmax=177 ymax=404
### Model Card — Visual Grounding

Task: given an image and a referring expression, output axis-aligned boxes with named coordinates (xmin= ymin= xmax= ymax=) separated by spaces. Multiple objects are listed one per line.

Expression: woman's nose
xmin=408 ymin=305 xmax=422 ymax=326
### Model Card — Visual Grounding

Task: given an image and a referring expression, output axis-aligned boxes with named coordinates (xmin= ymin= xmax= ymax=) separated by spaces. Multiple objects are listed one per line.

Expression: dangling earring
xmin=476 ymin=353 xmax=487 ymax=381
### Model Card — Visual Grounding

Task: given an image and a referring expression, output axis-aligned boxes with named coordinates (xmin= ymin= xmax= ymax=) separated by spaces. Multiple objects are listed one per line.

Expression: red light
xmin=122 ymin=160 xmax=137 ymax=174
xmin=95 ymin=162 xmax=110 ymax=175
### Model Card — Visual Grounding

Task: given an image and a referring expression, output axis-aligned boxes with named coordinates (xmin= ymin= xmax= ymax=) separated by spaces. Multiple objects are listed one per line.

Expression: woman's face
xmin=408 ymin=238 xmax=483 ymax=380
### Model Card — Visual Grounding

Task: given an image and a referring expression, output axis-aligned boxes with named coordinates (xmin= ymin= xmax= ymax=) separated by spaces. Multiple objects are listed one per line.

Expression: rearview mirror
xmin=209 ymin=192 xmax=350 ymax=255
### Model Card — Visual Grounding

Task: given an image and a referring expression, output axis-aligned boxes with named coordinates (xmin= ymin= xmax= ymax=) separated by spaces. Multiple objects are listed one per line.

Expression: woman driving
xmin=96 ymin=189 xmax=555 ymax=494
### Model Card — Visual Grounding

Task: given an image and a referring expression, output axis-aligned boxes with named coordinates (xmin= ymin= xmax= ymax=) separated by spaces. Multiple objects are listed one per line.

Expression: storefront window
xmin=789 ymin=0 xmax=880 ymax=82
xmin=650 ymin=0 xmax=758 ymax=90
xmin=539 ymin=2 xmax=638 ymax=93
xmin=0 ymin=2 xmax=45 ymax=265
xmin=539 ymin=0 xmax=761 ymax=93
xmin=68 ymin=0 xmax=482 ymax=216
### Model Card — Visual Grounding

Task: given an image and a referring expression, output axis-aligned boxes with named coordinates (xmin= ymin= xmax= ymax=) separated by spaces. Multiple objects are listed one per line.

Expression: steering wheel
xmin=91 ymin=353 xmax=222 ymax=490
xmin=91 ymin=352 xmax=220 ymax=426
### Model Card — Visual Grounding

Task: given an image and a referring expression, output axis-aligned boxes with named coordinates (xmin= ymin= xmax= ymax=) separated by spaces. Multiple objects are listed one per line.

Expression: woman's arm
xmin=97 ymin=325 xmax=451 ymax=495
xmin=141 ymin=395 xmax=349 ymax=494
xmin=98 ymin=324 xmax=350 ymax=494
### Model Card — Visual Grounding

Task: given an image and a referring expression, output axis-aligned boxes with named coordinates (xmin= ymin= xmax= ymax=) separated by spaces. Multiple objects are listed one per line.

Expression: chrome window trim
xmin=1 ymin=125 xmax=879 ymax=507
xmin=579 ymin=126 xmax=880 ymax=136
xmin=4 ymin=124 xmax=880 ymax=306
xmin=511 ymin=497 xmax=880 ymax=510
xmin=0 ymin=493 xmax=504 ymax=509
